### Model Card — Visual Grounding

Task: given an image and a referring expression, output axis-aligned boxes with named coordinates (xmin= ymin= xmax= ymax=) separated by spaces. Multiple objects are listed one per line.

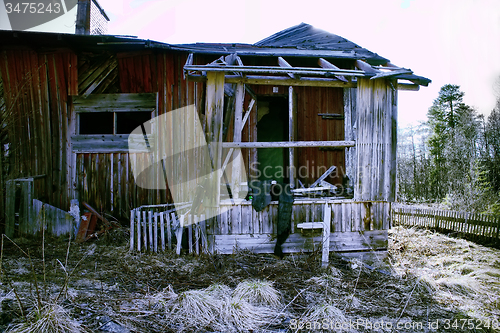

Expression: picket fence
xmin=392 ymin=205 xmax=500 ymax=244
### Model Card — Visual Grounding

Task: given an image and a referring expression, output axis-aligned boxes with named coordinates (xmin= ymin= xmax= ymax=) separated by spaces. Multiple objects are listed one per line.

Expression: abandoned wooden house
xmin=0 ymin=23 xmax=430 ymax=261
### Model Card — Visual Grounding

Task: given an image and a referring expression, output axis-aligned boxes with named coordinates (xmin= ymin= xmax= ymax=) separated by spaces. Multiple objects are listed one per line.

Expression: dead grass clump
xmin=149 ymin=282 xmax=286 ymax=332
xmin=233 ymin=279 xmax=281 ymax=309
xmin=435 ymin=276 xmax=482 ymax=295
xmin=166 ymin=288 xmax=221 ymax=331
xmin=220 ymin=297 xmax=282 ymax=332
xmin=7 ymin=303 xmax=87 ymax=333
xmin=295 ymin=302 xmax=347 ymax=332
xmin=205 ymin=283 xmax=232 ymax=299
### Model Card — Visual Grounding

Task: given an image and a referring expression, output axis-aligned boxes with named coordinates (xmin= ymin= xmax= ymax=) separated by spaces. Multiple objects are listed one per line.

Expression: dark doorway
xmin=257 ymin=97 xmax=289 ymax=182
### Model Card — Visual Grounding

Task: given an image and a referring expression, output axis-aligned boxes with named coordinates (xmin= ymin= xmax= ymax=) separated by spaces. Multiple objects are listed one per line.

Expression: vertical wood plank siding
xmin=0 ymin=48 xmax=198 ymax=218
xmin=247 ymin=85 xmax=345 ymax=186
xmin=295 ymin=86 xmax=344 ymax=186
xmin=207 ymin=200 xmax=389 ymax=254
xmin=0 ymin=49 xmax=77 ymax=211
xmin=355 ymin=78 xmax=397 ymax=201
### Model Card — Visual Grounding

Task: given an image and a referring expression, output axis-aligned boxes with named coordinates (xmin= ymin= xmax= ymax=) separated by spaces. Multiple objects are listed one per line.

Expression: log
xmin=278 ymin=56 xmax=298 ymax=79
xmin=318 ymin=58 xmax=347 ymax=82
xmin=222 ymin=141 xmax=355 ymax=148
xmin=184 ymin=64 xmax=365 ymax=76
xmin=188 ymin=74 xmax=358 ymax=88
xmin=322 ymin=203 xmax=331 ymax=267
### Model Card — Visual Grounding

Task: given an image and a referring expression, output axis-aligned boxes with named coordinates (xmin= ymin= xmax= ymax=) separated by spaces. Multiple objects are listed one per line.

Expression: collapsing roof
xmin=182 ymin=23 xmax=430 ymax=89
xmin=174 ymin=23 xmax=389 ymax=65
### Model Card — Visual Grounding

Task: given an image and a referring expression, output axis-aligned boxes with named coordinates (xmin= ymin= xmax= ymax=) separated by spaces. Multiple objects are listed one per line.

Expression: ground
xmin=0 ymin=225 xmax=499 ymax=332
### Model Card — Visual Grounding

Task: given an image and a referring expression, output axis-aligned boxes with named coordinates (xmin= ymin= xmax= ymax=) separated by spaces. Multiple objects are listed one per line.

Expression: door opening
xmin=257 ymin=97 xmax=289 ymax=183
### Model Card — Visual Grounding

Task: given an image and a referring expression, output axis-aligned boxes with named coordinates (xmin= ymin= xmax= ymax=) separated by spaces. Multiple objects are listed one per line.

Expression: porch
xmin=129 ymin=199 xmax=389 ymax=258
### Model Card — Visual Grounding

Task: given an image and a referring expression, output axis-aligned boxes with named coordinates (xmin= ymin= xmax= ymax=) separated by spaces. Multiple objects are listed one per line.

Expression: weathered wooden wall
xmin=0 ymin=48 xmax=78 ymax=212
xmin=295 ymin=86 xmax=344 ymax=186
xmin=355 ymin=78 xmax=397 ymax=201
xmin=208 ymin=200 xmax=389 ymax=254
xmin=0 ymin=46 xmax=205 ymax=217
xmin=74 ymin=51 xmax=205 ymax=217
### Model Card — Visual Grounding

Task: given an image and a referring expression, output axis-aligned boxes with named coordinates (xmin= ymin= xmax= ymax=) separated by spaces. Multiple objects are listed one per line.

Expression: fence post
xmin=130 ymin=210 xmax=135 ymax=252
xmin=495 ymin=216 xmax=500 ymax=245
xmin=5 ymin=180 xmax=15 ymax=237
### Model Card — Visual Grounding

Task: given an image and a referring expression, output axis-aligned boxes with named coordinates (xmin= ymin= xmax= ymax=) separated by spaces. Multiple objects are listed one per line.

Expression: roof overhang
xmin=184 ymin=54 xmax=431 ymax=89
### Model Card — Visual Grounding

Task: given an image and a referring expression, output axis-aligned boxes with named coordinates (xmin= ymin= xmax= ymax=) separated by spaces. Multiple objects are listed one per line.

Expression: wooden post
xmin=200 ymin=214 xmax=207 ymax=254
xmin=142 ymin=211 xmax=147 ymax=251
xmin=194 ymin=216 xmax=200 ymax=255
xmin=205 ymin=71 xmax=225 ymax=208
xmin=160 ymin=212 xmax=165 ymax=252
xmin=344 ymin=88 xmax=357 ymax=194
xmin=288 ymin=86 xmax=297 ymax=187
xmin=5 ymin=180 xmax=15 ymax=237
xmin=19 ymin=180 xmax=33 ymax=236
xmin=130 ymin=210 xmax=135 ymax=252
xmin=188 ymin=216 xmax=193 ymax=254
xmin=232 ymin=82 xmax=244 ymax=198
xmin=137 ymin=211 xmax=141 ymax=252
xmin=322 ymin=203 xmax=331 ymax=268
xmin=166 ymin=213 xmax=172 ymax=250
xmin=176 ymin=214 xmax=183 ymax=255
xmin=153 ymin=212 xmax=158 ymax=253
xmin=148 ymin=211 xmax=153 ymax=251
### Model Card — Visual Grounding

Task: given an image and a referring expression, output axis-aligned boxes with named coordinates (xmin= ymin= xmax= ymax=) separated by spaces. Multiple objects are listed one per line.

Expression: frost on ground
xmin=0 ymin=226 xmax=498 ymax=332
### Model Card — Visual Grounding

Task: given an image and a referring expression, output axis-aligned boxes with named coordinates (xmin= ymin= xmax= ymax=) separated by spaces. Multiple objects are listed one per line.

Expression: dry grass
xmin=6 ymin=303 xmax=87 ymax=333
xmin=389 ymin=226 xmax=500 ymax=323
xmin=149 ymin=282 xmax=285 ymax=332
xmin=232 ymin=279 xmax=282 ymax=309
xmin=2 ymin=226 xmax=500 ymax=332
xmin=294 ymin=302 xmax=347 ymax=333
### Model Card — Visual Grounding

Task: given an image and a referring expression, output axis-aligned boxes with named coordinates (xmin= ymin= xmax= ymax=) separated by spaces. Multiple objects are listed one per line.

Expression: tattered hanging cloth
xmin=274 ymin=183 xmax=294 ymax=259
xmin=250 ymin=180 xmax=272 ymax=212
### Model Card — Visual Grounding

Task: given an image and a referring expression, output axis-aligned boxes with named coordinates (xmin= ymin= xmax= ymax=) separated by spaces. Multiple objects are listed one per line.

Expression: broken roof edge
xmin=169 ymin=44 xmax=388 ymax=64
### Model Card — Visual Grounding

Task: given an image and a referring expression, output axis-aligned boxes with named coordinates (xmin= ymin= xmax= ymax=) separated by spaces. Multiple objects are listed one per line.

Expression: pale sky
xmin=2 ymin=0 xmax=500 ymax=127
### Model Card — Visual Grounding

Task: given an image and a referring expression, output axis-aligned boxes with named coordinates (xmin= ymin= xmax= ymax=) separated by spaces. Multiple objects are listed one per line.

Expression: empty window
xmin=78 ymin=111 xmax=152 ymax=135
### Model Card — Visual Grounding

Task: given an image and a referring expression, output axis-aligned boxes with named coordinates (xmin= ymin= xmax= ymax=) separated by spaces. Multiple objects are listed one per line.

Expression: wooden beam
xmin=288 ymin=86 xmax=295 ymax=187
xmin=278 ymin=56 xmax=298 ymax=79
xmin=318 ymin=58 xmax=348 ymax=82
xmin=222 ymin=141 xmax=355 ymax=148
xmin=73 ymin=93 xmax=157 ymax=112
xmin=206 ymin=75 xmax=356 ymax=88
xmin=72 ymin=134 xmax=149 ymax=153
xmin=5 ymin=180 xmax=15 ymax=237
xmin=318 ymin=113 xmax=344 ymax=120
xmin=205 ymin=71 xmax=225 ymax=207
xmin=354 ymin=60 xmax=380 ymax=74
xmin=185 ymin=64 xmax=365 ymax=76
xmin=183 ymin=53 xmax=194 ymax=79
xmin=232 ymin=82 xmax=245 ymax=197
xmin=370 ymin=69 xmax=412 ymax=80
xmin=309 ymin=166 xmax=337 ymax=188
xmin=397 ymin=83 xmax=420 ymax=91
xmin=322 ymin=203 xmax=331 ymax=267
xmin=228 ymin=76 xmax=356 ymax=87
xmin=241 ymin=98 xmax=256 ymax=128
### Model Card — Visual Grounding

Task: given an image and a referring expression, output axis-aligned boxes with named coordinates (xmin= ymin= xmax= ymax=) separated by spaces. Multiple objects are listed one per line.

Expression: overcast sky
xmin=96 ymin=0 xmax=500 ymax=127
xmin=2 ymin=0 xmax=500 ymax=127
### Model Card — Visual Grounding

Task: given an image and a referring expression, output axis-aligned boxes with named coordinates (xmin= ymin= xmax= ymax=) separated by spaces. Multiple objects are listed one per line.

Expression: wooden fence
xmin=129 ymin=204 xmax=208 ymax=255
xmin=392 ymin=205 xmax=500 ymax=243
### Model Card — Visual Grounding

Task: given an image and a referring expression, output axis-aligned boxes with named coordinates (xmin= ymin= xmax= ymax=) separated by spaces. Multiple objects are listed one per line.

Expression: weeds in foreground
xmin=7 ymin=303 xmax=87 ymax=333
xmin=150 ymin=281 xmax=285 ymax=332
xmin=0 ymin=233 xmax=94 ymax=332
